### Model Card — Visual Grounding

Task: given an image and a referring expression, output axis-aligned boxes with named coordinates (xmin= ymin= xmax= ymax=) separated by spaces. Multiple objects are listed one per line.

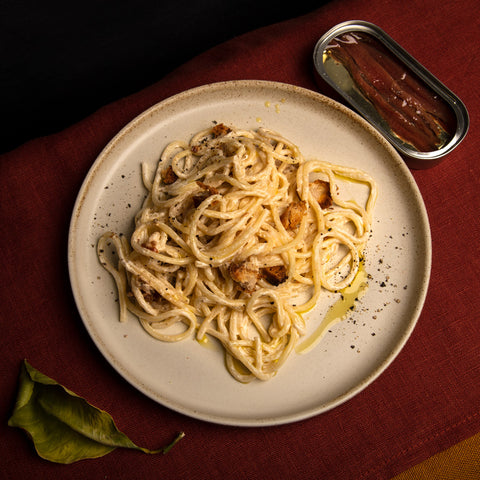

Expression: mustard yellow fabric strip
xmin=392 ymin=432 xmax=480 ymax=479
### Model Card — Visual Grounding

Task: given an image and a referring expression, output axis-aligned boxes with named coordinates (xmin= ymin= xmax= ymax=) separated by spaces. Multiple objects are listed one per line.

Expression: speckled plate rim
xmin=68 ymin=80 xmax=431 ymax=426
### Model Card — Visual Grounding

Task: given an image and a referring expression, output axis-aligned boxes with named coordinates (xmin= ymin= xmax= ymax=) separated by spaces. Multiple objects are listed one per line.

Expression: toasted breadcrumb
xmin=229 ymin=260 xmax=260 ymax=293
xmin=309 ymin=179 xmax=332 ymax=209
xmin=162 ymin=165 xmax=177 ymax=185
xmin=262 ymin=265 xmax=287 ymax=286
xmin=212 ymin=123 xmax=232 ymax=137
xmin=280 ymin=200 xmax=307 ymax=230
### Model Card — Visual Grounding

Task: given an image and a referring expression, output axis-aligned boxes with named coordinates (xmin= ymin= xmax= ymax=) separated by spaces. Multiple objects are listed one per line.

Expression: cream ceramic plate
xmin=68 ymin=80 xmax=431 ymax=426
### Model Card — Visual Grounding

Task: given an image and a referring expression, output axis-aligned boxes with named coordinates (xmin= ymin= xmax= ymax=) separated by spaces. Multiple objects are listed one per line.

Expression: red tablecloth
xmin=2 ymin=0 xmax=479 ymax=478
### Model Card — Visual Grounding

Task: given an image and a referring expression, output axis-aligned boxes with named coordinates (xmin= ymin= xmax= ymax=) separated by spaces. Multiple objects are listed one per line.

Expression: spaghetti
xmin=98 ymin=124 xmax=377 ymax=382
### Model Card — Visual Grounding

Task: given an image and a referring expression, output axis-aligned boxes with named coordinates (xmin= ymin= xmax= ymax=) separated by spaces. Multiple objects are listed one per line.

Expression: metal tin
xmin=313 ymin=21 xmax=469 ymax=168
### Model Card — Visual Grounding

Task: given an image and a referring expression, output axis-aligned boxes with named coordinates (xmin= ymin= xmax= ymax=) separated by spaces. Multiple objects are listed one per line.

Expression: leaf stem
xmin=162 ymin=431 xmax=185 ymax=454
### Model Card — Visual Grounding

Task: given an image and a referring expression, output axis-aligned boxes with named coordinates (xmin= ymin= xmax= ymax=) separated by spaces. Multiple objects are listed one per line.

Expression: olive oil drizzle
xmin=296 ymin=263 xmax=368 ymax=354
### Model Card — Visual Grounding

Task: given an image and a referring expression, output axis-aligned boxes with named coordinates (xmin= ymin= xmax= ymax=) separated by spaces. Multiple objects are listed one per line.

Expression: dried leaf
xmin=8 ymin=360 xmax=184 ymax=463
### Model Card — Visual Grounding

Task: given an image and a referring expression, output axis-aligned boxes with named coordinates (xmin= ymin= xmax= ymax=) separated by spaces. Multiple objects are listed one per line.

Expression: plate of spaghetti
xmin=68 ymin=80 xmax=431 ymax=426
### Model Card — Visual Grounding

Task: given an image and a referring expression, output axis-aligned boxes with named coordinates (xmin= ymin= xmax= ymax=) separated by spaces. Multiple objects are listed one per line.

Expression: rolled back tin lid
xmin=313 ymin=21 xmax=469 ymax=168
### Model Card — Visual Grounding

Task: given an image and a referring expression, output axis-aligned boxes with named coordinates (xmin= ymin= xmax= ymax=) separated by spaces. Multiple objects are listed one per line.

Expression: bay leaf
xmin=8 ymin=360 xmax=184 ymax=463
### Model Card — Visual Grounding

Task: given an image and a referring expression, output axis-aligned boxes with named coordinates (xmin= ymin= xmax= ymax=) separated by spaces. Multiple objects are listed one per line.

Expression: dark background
xmin=1 ymin=1 xmax=328 ymax=154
